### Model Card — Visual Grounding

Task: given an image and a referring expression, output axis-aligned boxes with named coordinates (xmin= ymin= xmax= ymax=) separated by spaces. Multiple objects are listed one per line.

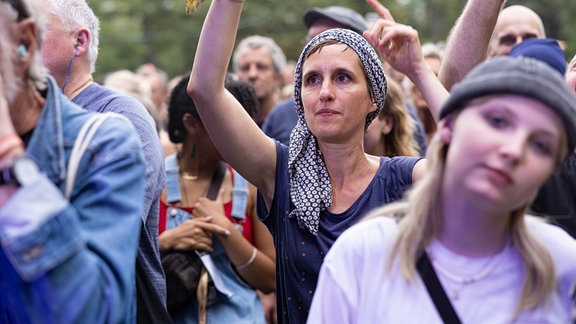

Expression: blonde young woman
xmin=309 ymin=55 xmax=576 ymax=323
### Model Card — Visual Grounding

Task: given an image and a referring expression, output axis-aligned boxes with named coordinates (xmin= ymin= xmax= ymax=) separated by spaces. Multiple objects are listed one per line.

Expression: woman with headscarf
xmin=187 ymin=1 xmax=426 ymax=323
xmin=309 ymin=15 xmax=576 ymax=324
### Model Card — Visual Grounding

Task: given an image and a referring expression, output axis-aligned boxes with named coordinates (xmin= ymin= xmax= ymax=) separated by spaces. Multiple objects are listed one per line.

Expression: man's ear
xmin=72 ymin=28 xmax=90 ymax=56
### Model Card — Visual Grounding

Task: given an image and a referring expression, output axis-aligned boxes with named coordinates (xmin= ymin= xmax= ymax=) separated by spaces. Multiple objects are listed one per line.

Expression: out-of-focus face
xmin=236 ymin=46 xmax=281 ymax=102
xmin=490 ymin=7 xmax=544 ymax=57
xmin=144 ymin=75 xmax=167 ymax=111
xmin=565 ymin=56 xmax=576 ymax=94
xmin=364 ymin=115 xmax=392 ymax=156
xmin=443 ymin=95 xmax=563 ymax=214
xmin=0 ymin=7 xmax=21 ymax=105
xmin=40 ymin=9 xmax=77 ymax=82
xmin=301 ymin=43 xmax=375 ymax=143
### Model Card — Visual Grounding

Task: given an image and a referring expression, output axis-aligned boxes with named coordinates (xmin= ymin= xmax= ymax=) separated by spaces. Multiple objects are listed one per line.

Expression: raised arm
xmin=188 ymin=0 xmax=277 ymax=199
xmin=438 ymin=0 xmax=506 ymax=90
xmin=364 ymin=1 xmax=448 ymax=122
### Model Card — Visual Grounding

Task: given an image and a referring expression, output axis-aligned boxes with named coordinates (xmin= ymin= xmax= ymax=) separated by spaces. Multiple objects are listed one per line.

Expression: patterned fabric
xmin=289 ymin=28 xmax=388 ymax=235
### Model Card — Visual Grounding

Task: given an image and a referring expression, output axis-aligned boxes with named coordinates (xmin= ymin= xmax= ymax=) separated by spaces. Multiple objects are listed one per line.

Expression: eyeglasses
xmin=1 ymin=0 xmax=30 ymax=22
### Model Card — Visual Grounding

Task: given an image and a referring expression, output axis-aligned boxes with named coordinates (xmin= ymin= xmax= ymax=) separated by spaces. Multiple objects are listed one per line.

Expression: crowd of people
xmin=1 ymin=0 xmax=575 ymax=322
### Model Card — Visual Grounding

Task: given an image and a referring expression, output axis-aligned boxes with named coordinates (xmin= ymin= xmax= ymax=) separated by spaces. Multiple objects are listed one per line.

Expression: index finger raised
xmin=366 ymin=0 xmax=395 ymax=22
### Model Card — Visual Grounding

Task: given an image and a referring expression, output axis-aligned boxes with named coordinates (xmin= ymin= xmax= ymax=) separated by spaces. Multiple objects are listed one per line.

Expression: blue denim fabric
xmin=0 ymin=77 xmax=145 ymax=323
xmin=231 ymin=170 xmax=247 ymax=221
xmin=165 ymin=155 xmax=181 ymax=205
xmin=73 ymin=83 xmax=167 ymax=304
xmin=164 ymin=156 xmax=263 ymax=323
xmin=173 ymin=239 xmax=265 ymax=324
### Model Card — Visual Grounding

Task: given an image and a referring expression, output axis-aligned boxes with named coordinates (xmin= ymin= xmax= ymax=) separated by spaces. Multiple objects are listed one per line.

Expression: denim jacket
xmin=0 ymin=77 xmax=145 ymax=323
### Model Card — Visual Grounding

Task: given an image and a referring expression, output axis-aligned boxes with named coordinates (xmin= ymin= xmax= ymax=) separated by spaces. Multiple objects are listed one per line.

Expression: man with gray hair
xmin=0 ymin=0 xmax=145 ymax=321
xmin=232 ymin=35 xmax=287 ymax=126
xmin=36 ymin=0 xmax=167 ymax=311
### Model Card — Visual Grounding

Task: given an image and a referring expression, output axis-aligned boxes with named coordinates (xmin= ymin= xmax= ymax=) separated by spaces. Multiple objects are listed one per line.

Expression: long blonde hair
xmin=364 ymin=124 xmax=561 ymax=314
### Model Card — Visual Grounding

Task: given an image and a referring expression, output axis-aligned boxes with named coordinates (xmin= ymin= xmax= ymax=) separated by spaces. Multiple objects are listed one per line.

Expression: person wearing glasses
xmin=439 ymin=1 xmax=546 ymax=91
xmin=439 ymin=0 xmax=576 ymax=240
xmin=488 ymin=5 xmax=545 ymax=57
xmin=0 ymin=0 xmax=145 ymax=322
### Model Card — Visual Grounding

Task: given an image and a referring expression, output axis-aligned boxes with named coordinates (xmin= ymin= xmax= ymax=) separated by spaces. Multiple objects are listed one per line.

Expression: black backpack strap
xmin=416 ymin=252 xmax=463 ymax=324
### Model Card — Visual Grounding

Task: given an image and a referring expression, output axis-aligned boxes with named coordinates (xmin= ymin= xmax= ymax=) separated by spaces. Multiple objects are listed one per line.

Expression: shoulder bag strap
xmin=206 ymin=162 xmax=227 ymax=200
xmin=65 ymin=113 xmax=128 ymax=200
xmin=416 ymin=252 xmax=463 ymax=324
xmin=64 ymin=113 xmax=172 ymax=322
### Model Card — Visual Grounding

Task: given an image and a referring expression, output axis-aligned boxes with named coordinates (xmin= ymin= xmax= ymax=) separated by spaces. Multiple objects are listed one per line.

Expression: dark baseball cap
xmin=303 ymin=6 xmax=368 ymax=35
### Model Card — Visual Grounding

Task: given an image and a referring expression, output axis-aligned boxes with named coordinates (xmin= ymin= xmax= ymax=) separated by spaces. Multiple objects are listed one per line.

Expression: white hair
xmin=1 ymin=1 xmax=48 ymax=97
xmin=232 ymin=35 xmax=287 ymax=75
xmin=46 ymin=0 xmax=100 ymax=73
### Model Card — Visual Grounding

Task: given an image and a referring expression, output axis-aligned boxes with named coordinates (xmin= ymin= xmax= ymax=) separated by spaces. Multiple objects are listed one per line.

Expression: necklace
xmin=429 ymin=244 xmax=508 ymax=300
xmin=180 ymin=171 xmax=198 ymax=181
xmin=67 ymin=78 xmax=93 ymax=99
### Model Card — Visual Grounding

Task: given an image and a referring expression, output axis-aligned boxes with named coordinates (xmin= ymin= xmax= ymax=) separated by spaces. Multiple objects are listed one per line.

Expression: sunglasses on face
xmin=2 ymin=0 xmax=30 ymax=22
xmin=498 ymin=33 xmax=538 ymax=46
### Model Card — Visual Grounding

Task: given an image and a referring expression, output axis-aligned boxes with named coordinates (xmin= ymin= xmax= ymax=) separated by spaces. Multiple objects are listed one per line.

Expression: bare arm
xmin=364 ymin=2 xmax=448 ymax=122
xmin=192 ymin=185 xmax=276 ymax=292
xmin=438 ymin=0 xmax=506 ymax=90
xmin=188 ymin=0 xmax=277 ymax=201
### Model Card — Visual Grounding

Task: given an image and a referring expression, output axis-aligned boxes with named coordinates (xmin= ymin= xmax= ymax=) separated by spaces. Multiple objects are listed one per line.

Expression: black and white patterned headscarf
xmin=289 ymin=28 xmax=387 ymax=236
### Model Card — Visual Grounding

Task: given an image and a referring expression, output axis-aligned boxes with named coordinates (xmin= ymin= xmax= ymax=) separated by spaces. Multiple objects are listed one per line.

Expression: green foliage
xmin=90 ymin=0 xmax=576 ymax=81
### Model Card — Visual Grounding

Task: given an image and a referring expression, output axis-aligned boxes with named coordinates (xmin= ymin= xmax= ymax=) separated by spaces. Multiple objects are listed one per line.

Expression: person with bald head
xmin=438 ymin=0 xmax=576 ymax=243
xmin=439 ymin=0 xmax=546 ymax=90
xmin=489 ymin=5 xmax=546 ymax=57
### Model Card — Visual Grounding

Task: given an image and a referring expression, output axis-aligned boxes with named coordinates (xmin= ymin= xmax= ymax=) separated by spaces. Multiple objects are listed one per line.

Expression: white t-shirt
xmin=308 ymin=216 xmax=576 ymax=323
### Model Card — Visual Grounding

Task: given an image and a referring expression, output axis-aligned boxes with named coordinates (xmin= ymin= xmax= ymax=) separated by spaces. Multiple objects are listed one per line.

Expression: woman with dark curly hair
xmin=158 ymin=75 xmax=275 ymax=323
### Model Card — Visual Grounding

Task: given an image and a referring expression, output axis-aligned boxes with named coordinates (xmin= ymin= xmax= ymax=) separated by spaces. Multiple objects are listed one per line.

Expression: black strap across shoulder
xmin=206 ymin=162 xmax=227 ymax=200
xmin=416 ymin=252 xmax=463 ymax=324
